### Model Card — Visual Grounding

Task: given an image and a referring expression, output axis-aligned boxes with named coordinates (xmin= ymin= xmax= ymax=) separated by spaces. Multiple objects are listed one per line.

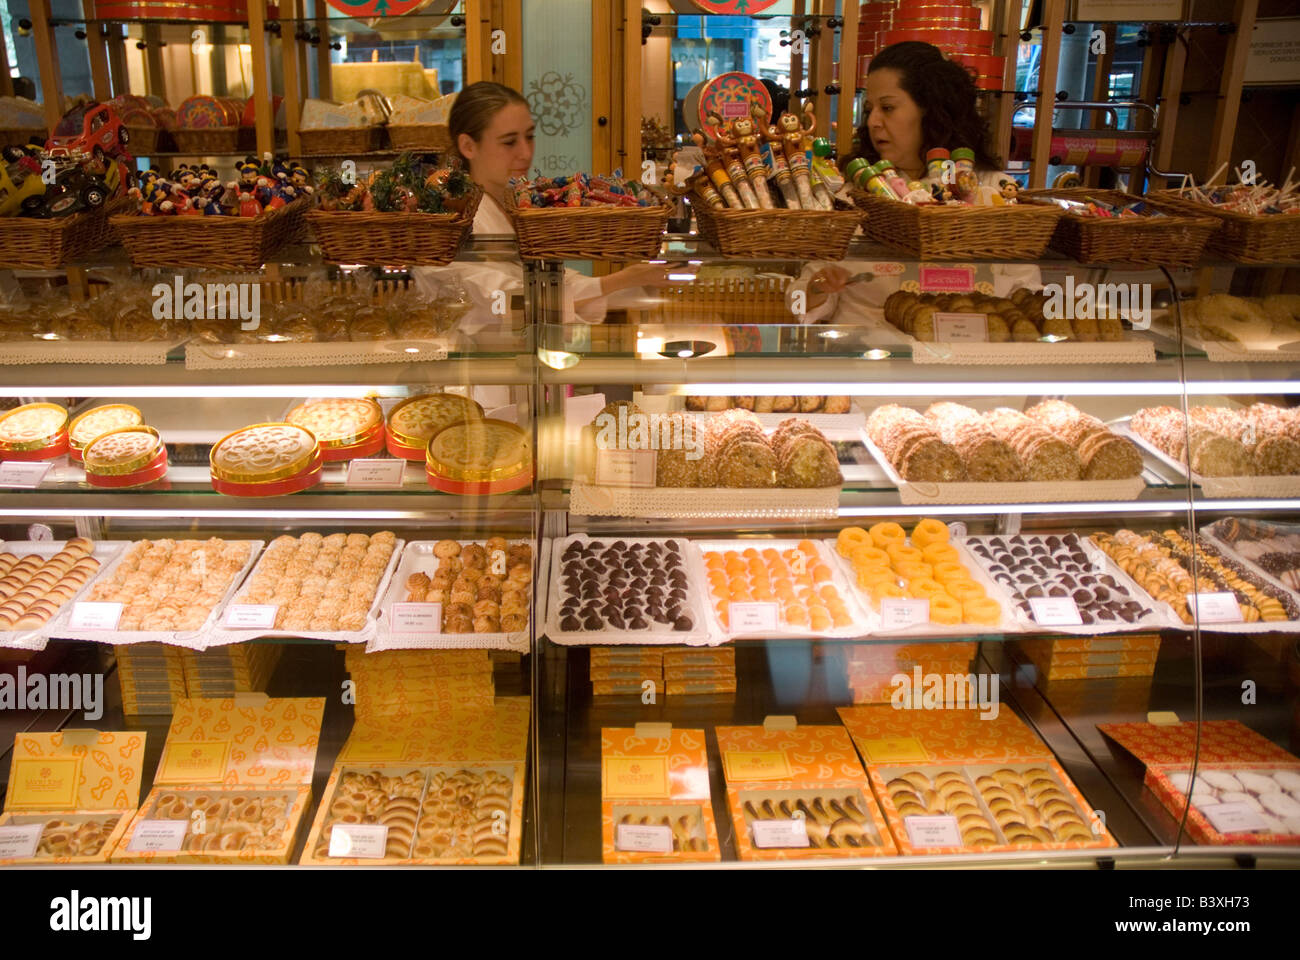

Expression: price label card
xmin=390 ymin=602 xmax=442 ymax=634
xmin=880 ymin=597 xmax=930 ymax=629
xmin=0 ymin=461 xmax=52 ymax=488
xmin=751 ymin=818 xmax=810 ymax=849
xmin=728 ymin=601 xmax=780 ymax=634
xmin=1188 ymin=593 xmax=1243 ymax=624
xmin=594 ymin=449 xmax=657 ymax=487
xmin=0 ymin=824 xmax=43 ymax=859
xmin=1029 ymin=597 xmax=1083 ymax=626
xmin=903 ymin=815 xmax=962 ymax=848
xmin=486 ymin=404 xmax=518 ymax=424
xmin=346 ymin=459 xmax=405 ymax=489
xmin=126 ymin=820 xmax=187 ymax=853
xmin=614 ymin=823 xmax=673 ymax=853
xmin=1199 ymin=802 xmax=1269 ymax=834
xmin=328 ymin=823 xmax=389 ymax=859
xmin=224 ymin=604 xmax=278 ymax=629
xmin=933 ymin=312 xmax=988 ymax=342
xmin=68 ymin=601 xmax=123 ymax=631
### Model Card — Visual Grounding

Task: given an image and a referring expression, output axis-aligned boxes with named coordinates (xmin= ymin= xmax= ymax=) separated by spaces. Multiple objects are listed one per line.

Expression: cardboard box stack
xmin=589 ymin=646 xmax=736 ymax=696
xmin=840 ymin=641 xmax=976 ymax=703
xmin=116 ymin=643 xmax=188 ymax=715
xmin=664 ymin=646 xmax=736 ymax=695
xmin=345 ymin=648 xmax=495 ymax=722
xmin=1012 ymin=634 xmax=1161 ymax=680
xmin=180 ymin=643 xmax=283 ymax=698
xmin=589 ymin=646 xmax=663 ymax=696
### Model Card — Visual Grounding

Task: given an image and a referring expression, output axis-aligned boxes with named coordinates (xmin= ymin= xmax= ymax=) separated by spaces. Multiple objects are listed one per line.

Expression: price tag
xmin=68 ymin=601 xmax=123 ymax=631
xmin=880 ymin=597 xmax=930 ymax=629
xmin=485 ymin=404 xmax=518 ymax=424
xmin=1029 ymin=597 xmax=1083 ymax=626
xmin=903 ymin=815 xmax=962 ymax=848
xmin=1198 ymin=802 xmax=1269 ymax=834
xmin=0 ymin=824 xmax=43 ymax=859
xmin=223 ymin=604 xmax=278 ymax=629
xmin=593 ymin=449 xmax=657 ymax=487
xmin=390 ymin=602 xmax=442 ymax=634
xmin=0 ymin=462 xmax=52 ymax=488
xmin=328 ymin=823 xmax=389 ymax=859
xmin=918 ymin=265 xmax=975 ymax=293
xmin=727 ymin=601 xmax=780 ymax=633
xmin=1187 ymin=593 xmax=1243 ymax=624
xmin=345 ymin=459 xmax=405 ymax=489
xmin=126 ymin=820 xmax=187 ymax=853
xmin=751 ymin=818 xmax=810 ymax=849
xmin=564 ymin=393 xmax=606 ymax=432
xmin=933 ymin=312 xmax=988 ymax=342
xmin=614 ymin=823 xmax=673 ymax=853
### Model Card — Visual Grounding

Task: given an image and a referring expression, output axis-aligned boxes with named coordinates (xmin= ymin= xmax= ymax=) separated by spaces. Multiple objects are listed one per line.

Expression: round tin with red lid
xmin=0 ymin=402 xmax=69 ymax=461
xmin=83 ymin=426 xmax=168 ymax=489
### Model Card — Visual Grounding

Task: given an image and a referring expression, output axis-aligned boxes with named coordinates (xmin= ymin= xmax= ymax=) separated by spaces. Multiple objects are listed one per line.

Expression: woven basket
xmin=646 ymin=275 xmax=793 ymax=323
xmin=0 ymin=195 xmax=132 ymax=269
xmin=308 ymin=184 xmax=481 ymax=266
xmin=0 ymin=128 xmax=46 ymax=149
xmin=1148 ymin=189 xmax=1300 ymax=264
xmin=691 ymin=202 xmax=862 ymax=259
xmin=1022 ymin=188 xmax=1220 ymax=267
xmin=111 ymin=197 xmax=310 ymax=270
xmin=851 ymin=190 xmax=1062 ymax=260
xmin=170 ymin=127 xmax=240 ymax=153
xmin=298 ymin=126 xmax=384 ymax=156
xmin=505 ymin=189 xmax=671 ymax=260
xmin=386 ymin=123 xmax=452 ymax=153
xmin=125 ymin=125 xmax=161 ymax=155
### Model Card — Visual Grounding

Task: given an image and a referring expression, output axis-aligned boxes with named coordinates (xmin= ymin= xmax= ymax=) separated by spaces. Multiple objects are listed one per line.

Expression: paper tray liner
xmin=1145 ymin=761 xmax=1300 ymax=846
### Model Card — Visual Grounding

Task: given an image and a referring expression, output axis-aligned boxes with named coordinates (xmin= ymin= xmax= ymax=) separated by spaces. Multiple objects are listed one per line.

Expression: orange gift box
xmin=601 ymin=725 xmax=721 ymax=863
xmin=1146 ymin=762 xmax=1300 ymax=847
xmin=301 ymin=697 xmax=529 ymax=866
xmin=662 ymin=647 xmax=734 ymax=667
xmin=666 ymin=679 xmax=737 ymax=695
xmin=113 ymin=695 xmax=323 ymax=864
xmin=717 ymin=721 xmax=898 ymax=861
xmin=1 ymin=730 xmax=146 ymax=865
xmin=664 ymin=665 xmax=736 ymax=681
xmin=840 ymin=705 xmax=1117 ymax=856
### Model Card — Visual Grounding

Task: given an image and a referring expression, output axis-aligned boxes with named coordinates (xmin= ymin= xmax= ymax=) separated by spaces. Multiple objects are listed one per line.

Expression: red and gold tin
xmin=285 ymin=398 xmax=384 ymax=462
xmin=425 ymin=418 xmax=533 ymax=494
xmin=68 ymin=403 xmax=145 ymax=464
xmin=95 ymin=1 xmax=244 ymax=22
xmin=385 ymin=393 xmax=484 ymax=461
xmin=210 ymin=422 xmax=322 ymax=497
xmin=0 ymin=402 xmax=69 ymax=461
xmin=83 ymin=426 xmax=168 ymax=489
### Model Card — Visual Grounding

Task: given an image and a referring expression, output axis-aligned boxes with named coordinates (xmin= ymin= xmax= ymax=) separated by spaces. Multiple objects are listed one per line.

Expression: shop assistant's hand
xmin=599 ymin=262 xmax=696 ymax=296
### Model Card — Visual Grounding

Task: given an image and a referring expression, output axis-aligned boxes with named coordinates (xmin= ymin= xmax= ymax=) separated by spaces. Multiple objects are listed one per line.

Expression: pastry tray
xmin=0 ymin=540 xmax=126 ymax=651
xmin=546 ymin=535 xmax=714 ymax=647
xmin=0 ymin=338 xmax=186 ymax=366
xmin=862 ymin=434 xmax=1146 ymax=505
xmin=963 ymin=534 xmax=1182 ymax=636
xmin=1151 ymin=312 xmax=1300 ymax=363
xmin=1169 ymin=528 xmax=1300 ymax=635
xmin=691 ymin=538 xmax=872 ymax=640
xmin=1115 ymin=419 xmax=1300 ymax=499
xmin=202 ymin=539 xmax=404 ymax=648
xmin=184 ymin=338 xmax=452 ymax=370
xmin=608 ymin=802 xmax=714 ymax=860
xmin=903 ymin=334 xmax=1155 ymax=366
xmin=569 ymin=479 xmax=841 ymax=520
xmin=822 ymin=537 xmax=1022 ymax=638
xmin=371 ymin=540 xmax=533 ymax=653
xmin=730 ymin=784 xmax=894 ymax=860
xmin=45 ymin=540 xmax=264 ymax=650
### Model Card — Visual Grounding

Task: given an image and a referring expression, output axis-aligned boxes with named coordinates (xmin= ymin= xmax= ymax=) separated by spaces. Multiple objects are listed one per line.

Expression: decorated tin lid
xmin=427 ymin=418 xmax=531 ymax=482
xmin=69 ymin=403 xmax=144 ymax=452
xmin=83 ymin=425 xmax=163 ymax=476
xmin=210 ymin=422 xmax=319 ymax=483
xmin=286 ymin=398 xmax=383 ymax=447
xmin=0 ymin=402 xmax=69 ymax=450
xmin=388 ymin=393 xmax=483 ymax=449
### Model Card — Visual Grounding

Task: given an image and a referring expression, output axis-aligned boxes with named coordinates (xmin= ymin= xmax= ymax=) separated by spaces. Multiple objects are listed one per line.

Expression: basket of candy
xmin=1148 ymin=168 xmax=1300 ymax=264
xmin=505 ymin=172 xmax=671 ymax=260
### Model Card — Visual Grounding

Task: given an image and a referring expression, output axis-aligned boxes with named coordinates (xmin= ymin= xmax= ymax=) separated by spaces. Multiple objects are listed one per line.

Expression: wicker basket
xmin=170 ymin=127 xmax=240 ymax=154
xmin=691 ymin=201 xmax=862 ymax=259
xmin=1148 ymin=189 xmax=1300 ymax=264
xmin=298 ymin=126 xmax=384 ymax=157
xmin=0 ymin=195 xmax=133 ymax=269
xmin=0 ymin=128 xmax=46 ymax=149
xmin=645 ymin=275 xmax=793 ymax=323
xmin=386 ymin=123 xmax=452 ymax=154
xmin=111 ymin=197 xmax=310 ymax=270
xmin=851 ymin=190 xmax=1063 ymax=260
xmin=308 ymin=184 xmax=481 ymax=266
xmin=1022 ymin=188 xmax=1221 ymax=267
xmin=125 ymin=125 xmax=161 ymax=155
xmin=505 ymin=189 xmax=671 ymax=261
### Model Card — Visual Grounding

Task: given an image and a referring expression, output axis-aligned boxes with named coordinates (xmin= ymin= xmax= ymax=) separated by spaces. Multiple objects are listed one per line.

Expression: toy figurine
xmin=709 ymin=111 xmax=773 ymax=209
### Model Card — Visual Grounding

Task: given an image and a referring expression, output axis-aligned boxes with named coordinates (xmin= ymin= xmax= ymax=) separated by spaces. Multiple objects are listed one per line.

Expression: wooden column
xmin=30 ymin=0 xmax=63 ymax=133
xmin=622 ymin=0 xmax=641 ymax=175
xmin=1029 ymin=0 xmax=1064 ymax=189
xmin=503 ymin=0 xmax=523 ymax=92
xmin=790 ymin=0 xmax=806 ymax=111
xmin=144 ymin=24 xmax=167 ymax=102
xmin=1149 ymin=27 xmax=1186 ymax=191
xmin=811 ymin=0 xmax=834 ymax=135
xmin=315 ymin=5 xmax=332 ymax=100
xmin=83 ymin=0 xmax=112 ymax=99
xmin=994 ymin=0 xmax=1022 ymax=166
xmin=1083 ymin=24 xmax=1115 ymax=189
xmin=591 ymin=0 xmax=613 ymax=175
xmin=0 ymin=23 xmax=13 ymax=97
xmin=281 ymin=0 xmax=303 ymax=156
xmin=465 ymin=0 xmax=487 ymax=85
xmin=106 ymin=23 xmax=127 ymax=95
xmin=248 ymin=0 xmax=273 ymax=158
xmin=1206 ymin=0 xmax=1258 ymax=183
xmin=835 ymin=0 xmax=859 ymax=157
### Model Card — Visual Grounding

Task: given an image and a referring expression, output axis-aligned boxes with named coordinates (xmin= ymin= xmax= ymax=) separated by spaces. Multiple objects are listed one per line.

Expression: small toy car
xmin=45 ymin=103 xmax=130 ymax=163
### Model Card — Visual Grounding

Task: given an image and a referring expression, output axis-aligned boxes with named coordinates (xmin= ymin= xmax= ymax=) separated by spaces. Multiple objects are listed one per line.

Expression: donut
xmin=962 ymin=597 xmax=1001 ymax=625
xmin=906 ymin=577 xmax=949 ymax=601
xmin=911 ymin=518 xmax=950 ymax=549
xmin=871 ymin=581 xmax=906 ymax=608
xmin=869 ymin=521 xmax=907 ymax=549
xmin=857 ymin=567 xmax=899 ymax=590
xmin=929 ymin=595 xmax=962 ymax=625
xmin=894 ymin=560 xmax=934 ymax=581
xmin=945 ymin=579 xmax=987 ymax=603
xmin=885 ymin=543 xmax=925 ymax=565
xmin=835 ymin=527 xmax=871 ymax=557
xmin=850 ymin=545 xmax=893 ymax=569
xmin=931 ymin=561 xmax=970 ymax=582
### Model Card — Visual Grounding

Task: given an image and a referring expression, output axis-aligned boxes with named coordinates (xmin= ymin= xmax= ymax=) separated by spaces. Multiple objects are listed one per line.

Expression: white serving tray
xmin=370 ymin=539 xmax=534 ymax=653
xmin=546 ymin=535 xmax=713 ymax=647
xmin=1177 ymin=529 xmax=1300 ymax=635
xmin=46 ymin=539 xmax=264 ymax=650
xmin=185 ymin=338 xmax=451 ymax=369
xmin=0 ymin=540 xmax=126 ymax=651
xmin=570 ymin=480 xmax=841 ymax=519
xmin=863 ymin=434 xmax=1146 ymax=506
xmin=1116 ymin=420 xmax=1300 ymax=499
